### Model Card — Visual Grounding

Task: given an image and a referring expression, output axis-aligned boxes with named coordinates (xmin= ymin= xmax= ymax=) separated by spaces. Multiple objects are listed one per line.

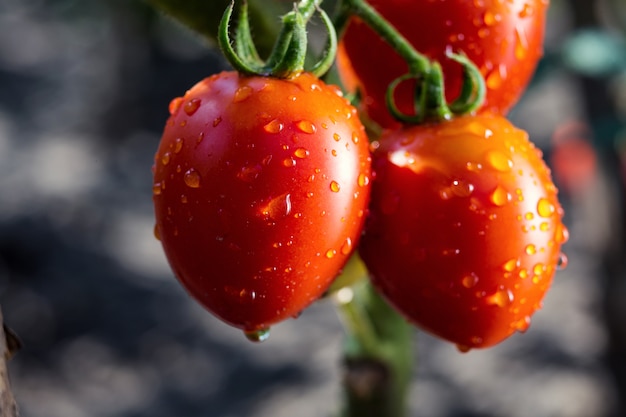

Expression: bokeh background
xmin=1 ymin=0 xmax=626 ymax=416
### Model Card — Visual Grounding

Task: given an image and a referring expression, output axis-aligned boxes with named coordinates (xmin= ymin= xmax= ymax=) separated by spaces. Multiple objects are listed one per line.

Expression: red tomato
xmin=338 ymin=0 xmax=548 ymax=128
xmin=153 ymin=71 xmax=371 ymax=338
xmin=359 ymin=114 xmax=568 ymax=350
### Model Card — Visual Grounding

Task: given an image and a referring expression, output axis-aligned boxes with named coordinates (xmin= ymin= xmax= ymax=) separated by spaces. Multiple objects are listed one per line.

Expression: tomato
xmin=153 ymin=71 xmax=371 ymax=338
xmin=338 ymin=0 xmax=548 ymax=128
xmin=359 ymin=113 xmax=567 ymax=350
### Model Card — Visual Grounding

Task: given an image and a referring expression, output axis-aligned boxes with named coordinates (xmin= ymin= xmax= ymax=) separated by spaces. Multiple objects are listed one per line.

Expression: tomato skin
xmin=153 ymin=71 xmax=371 ymax=332
xmin=338 ymin=0 xmax=548 ymax=128
xmin=359 ymin=114 xmax=567 ymax=349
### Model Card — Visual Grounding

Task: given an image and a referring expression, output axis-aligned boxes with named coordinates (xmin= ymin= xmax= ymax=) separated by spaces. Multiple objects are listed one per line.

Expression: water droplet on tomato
xmin=466 ymin=161 xmax=483 ymax=172
xmin=183 ymin=169 xmax=201 ymax=188
xmin=296 ymin=120 xmax=316 ymax=134
xmin=180 ymin=194 xmax=188 ymax=204
xmin=333 ymin=133 xmax=341 ymax=142
xmin=294 ymin=148 xmax=309 ymax=159
xmin=539 ymin=222 xmax=550 ymax=232
xmin=555 ymin=223 xmax=569 ymax=244
xmin=168 ymin=97 xmax=183 ymax=115
xmin=153 ymin=224 xmax=161 ymax=241
xmin=462 ymin=273 xmax=479 ymax=288
xmin=260 ymin=193 xmax=292 ymax=220
xmin=331 ymin=149 xmax=338 ymax=157
xmin=237 ymin=164 xmax=262 ymax=182
xmin=174 ymin=137 xmax=184 ymax=153
xmin=450 ymin=179 xmax=474 ymax=197
xmin=456 ymin=344 xmax=471 ymax=353
xmin=515 ymin=26 xmax=528 ymax=59
xmin=183 ymin=98 xmax=201 ymax=115
xmin=341 ymin=238 xmax=353 ymax=255
xmin=486 ymin=65 xmax=507 ymax=89
xmin=519 ymin=3 xmax=534 ymax=18
xmin=503 ymin=258 xmax=520 ymax=273
xmin=244 ymin=328 xmax=270 ymax=343
xmin=483 ymin=10 xmax=501 ymax=26
xmin=557 ymin=253 xmax=568 ymax=270
xmin=352 ymin=131 xmax=360 ymax=144
xmin=514 ymin=316 xmax=531 ymax=333
xmin=283 ymin=158 xmax=296 ymax=167
xmin=330 ymin=181 xmax=340 ymax=192
xmin=525 ymin=212 xmax=534 ymax=220
xmin=489 ymin=185 xmax=511 ymax=206
xmin=152 ymin=182 xmax=163 ymax=195
xmin=358 ymin=173 xmax=369 ymax=187
xmin=485 ymin=150 xmax=512 ymax=172
xmin=519 ymin=269 xmax=529 ymax=279
xmin=233 ymin=85 xmax=253 ymax=102
xmin=264 ymin=119 xmax=283 ymax=133
xmin=213 ymin=117 xmax=222 ymax=127
xmin=537 ymin=198 xmax=555 ymax=218
xmin=325 ymin=249 xmax=336 ymax=259
xmin=161 ymin=152 xmax=171 ymax=166
xmin=487 ymin=288 xmax=514 ymax=307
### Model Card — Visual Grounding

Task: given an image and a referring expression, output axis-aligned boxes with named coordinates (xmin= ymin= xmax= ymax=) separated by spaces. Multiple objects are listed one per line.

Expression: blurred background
xmin=1 ymin=0 xmax=626 ymax=416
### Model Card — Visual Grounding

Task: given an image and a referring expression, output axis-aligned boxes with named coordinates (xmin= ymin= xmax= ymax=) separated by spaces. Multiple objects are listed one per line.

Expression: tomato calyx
xmin=218 ymin=0 xmax=337 ymax=79
xmin=386 ymin=52 xmax=486 ymax=124
xmin=340 ymin=0 xmax=486 ymax=124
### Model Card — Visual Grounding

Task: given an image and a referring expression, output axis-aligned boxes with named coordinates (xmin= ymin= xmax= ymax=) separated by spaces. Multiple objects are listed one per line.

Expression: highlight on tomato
xmin=359 ymin=113 xmax=568 ymax=350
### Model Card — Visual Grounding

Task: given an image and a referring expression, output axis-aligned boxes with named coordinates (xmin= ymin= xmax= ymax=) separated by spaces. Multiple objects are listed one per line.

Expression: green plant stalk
xmin=336 ymin=275 xmax=413 ymax=417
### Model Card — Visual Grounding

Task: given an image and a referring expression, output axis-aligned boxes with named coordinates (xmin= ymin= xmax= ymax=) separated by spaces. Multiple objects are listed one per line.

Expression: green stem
xmin=336 ymin=280 xmax=413 ymax=417
xmin=341 ymin=0 xmax=430 ymax=75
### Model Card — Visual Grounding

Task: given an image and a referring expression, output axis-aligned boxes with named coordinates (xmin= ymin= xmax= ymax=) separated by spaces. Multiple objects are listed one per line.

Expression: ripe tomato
xmin=153 ymin=71 xmax=371 ymax=338
xmin=338 ymin=0 xmax=548 ymax=128
xmin=359 ymin=113 xmax=568 ymax=350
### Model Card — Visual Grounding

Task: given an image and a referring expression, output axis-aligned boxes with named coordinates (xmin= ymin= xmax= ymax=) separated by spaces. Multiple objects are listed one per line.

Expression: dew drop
xmin=485 ymin=150 xmax=512 ymax=171
xmin=325 ymin=249 xmax=337 ymax=259
xmin=283 ymin=158 xmax=296 ymax=167
xmin=333 ymin=133 xmax=341 ymax=142
xmin=483 ymin=11 xmax=501 ymax=26
xmin=260 ymin=193 xmax=292 ymax=220
xmin=180 ymin=194 xmax=188 ymax=204
xmin=233 ymin=85 xmax=254 ymax=102
xmin=183 ymin=98 xmax=201 ymax=115
xmin=213 ymin=117 xmax=222 ymax=127
xmin=515 ymin=26 xmax=528 ymax=59
xmin=244 ymin=328 xmax=270 ymax=343
xmin=161 ymin=152 xmax=171 ymax=166
xmin=331 ymin=149 xmax=338 ymax=157
xmin=451 ymin=179 xmax=474 ymax=197
xmin=466 ymin=161 xmax=483 ymax=172
xmin=330 ymin=181 xmax=341 ymax=192
xmin=525 ymin=244 xmax=537 ymax=255
xmin=487 ymin=288 xmax=514 ymax=307
xmin=294 ymin=148 xmax=309 ymax=159
xmin=351 ymin=131 xmax=360 ymax=144
xmin=183 ymin=169 xmax=201 ymax=188
xmin=519 ymin=3 xmax=534 ymax=18
xmin=489 ymin=185 xmax=511 ymax=206
xmin=456 ymin=344 xmax=471 ymax=353
xmin=358 ymin=173 xmax=370 ymax=187
xmin=537 ymin=198 xmax=555 ymax=218
xmin=486 ymin=65 xmax=506 ymax=89
xmin=555 ymin=223 xmax=570 ymax=244
xmin=168 ymin=97 xmax=183 ymax=115
xmin=153 ymin=224 xmax=161 ymax=241
xmin=296 ymin=120 xmax=316 ymax=134
xmin=540 ymin=222 xmax=550 ymax=232
xmin=525 ymin=212 xmax=534 ymax=220
xmin=503 ymin=259 xmax=519 ymax=274
xmin=341 ymin=238 xmax=353 ymax=255
xmin=152 ymin=182 xmax=163 ymax=195
xmin=557 ymin=253 xmax=569 ymax=270
xmin=264 ymin=119 xmax=284 ymax=133
xmin=174 ymin=137 xmax=184 ymax=153
xmin=237 ymin=164 xmax=262 ymax=182
xmin=462 ymin=273 xmax=479 ymax=288
xmin=514 ymin=316 xmax=531 ymax=333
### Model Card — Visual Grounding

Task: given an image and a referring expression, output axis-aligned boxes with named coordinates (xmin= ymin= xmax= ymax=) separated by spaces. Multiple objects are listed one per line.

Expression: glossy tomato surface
xmin=359 ymin=114 xmax=567 ymax=349
xmin=338 ymin=0 xmax=548 ymax=128
xmin=153 ymin=71 xmax=371 ymax=334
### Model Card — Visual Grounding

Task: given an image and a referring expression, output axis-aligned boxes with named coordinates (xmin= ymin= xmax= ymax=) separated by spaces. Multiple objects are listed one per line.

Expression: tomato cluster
xmin=153 ymin=0 xmax=566 ymax=349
